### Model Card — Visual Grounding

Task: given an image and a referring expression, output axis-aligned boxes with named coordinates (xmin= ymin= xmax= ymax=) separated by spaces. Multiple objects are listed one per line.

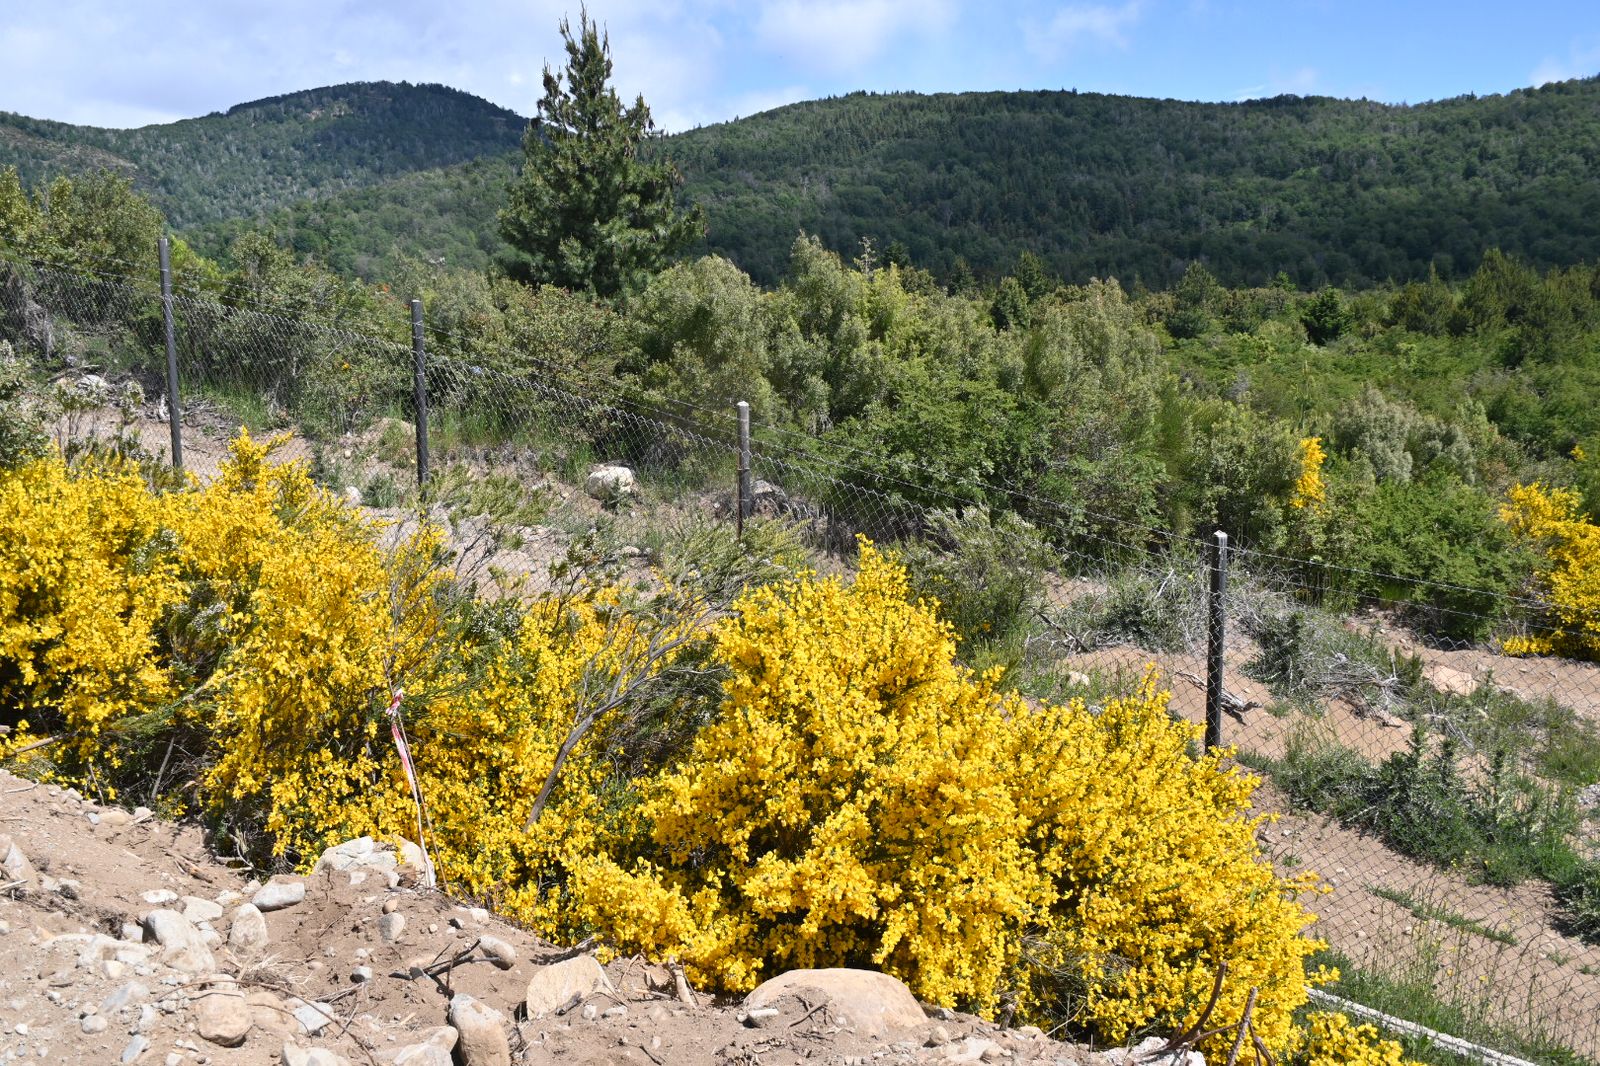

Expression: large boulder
xmin=743 ymin=968 xmax=925 ymax=1037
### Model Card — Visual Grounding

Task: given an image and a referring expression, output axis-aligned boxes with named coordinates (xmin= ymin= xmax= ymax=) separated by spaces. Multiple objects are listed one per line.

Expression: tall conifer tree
xmin=498 ymin=10 xmax=702 ymax=298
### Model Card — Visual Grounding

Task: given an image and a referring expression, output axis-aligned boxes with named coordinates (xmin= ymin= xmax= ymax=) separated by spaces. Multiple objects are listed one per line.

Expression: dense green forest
xmin=7 ymin=77 xmax=1600 ymax=289
xmin=6 ymin=162 xmax=1600 ymax=644
xmin=0 ymin=83 xmax=524 ymax=231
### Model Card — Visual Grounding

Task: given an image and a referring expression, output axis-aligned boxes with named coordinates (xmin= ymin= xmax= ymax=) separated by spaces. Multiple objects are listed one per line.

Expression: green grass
xmin=1365 ymin=885 xmax=1519 ymax=947
xmin=1309 ymin=948 xmax=1596 ymax=1066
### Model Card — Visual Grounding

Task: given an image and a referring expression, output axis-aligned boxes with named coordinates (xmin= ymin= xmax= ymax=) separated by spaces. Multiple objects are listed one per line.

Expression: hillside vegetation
xmin=7 ymin=77 xmax=1600 ymax=288
xmin=0 ymin=82 xmax=524 ymax=230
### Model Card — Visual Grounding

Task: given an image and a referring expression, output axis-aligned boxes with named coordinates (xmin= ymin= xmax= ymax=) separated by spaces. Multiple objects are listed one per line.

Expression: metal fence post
xmin=736 ymin=400 xmax=751 ymax=540
xmin=157 ymin=237 xmax=183 ymax=473
xmin=1205 ymin=529 xmax=1230 ymax=750
xmin=411 ymin=299 xmax=429 ymax=488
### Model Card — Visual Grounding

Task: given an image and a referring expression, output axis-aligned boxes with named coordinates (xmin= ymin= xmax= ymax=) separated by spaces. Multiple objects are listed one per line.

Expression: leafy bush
xmin=571 ymin=544 xmax=1325 ymax=1055
xmin=897 ymin=509 xmax=1051 ymax=657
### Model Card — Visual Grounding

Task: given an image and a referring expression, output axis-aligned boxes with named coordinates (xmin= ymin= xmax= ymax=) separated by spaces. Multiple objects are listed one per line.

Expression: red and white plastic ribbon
xmin=386 ymin=688 xmax=437 ymax=888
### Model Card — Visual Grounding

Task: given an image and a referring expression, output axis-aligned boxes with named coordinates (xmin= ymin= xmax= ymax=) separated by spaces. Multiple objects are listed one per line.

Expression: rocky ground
xmin=0 ymin=768 xmax=1204 ymax=1066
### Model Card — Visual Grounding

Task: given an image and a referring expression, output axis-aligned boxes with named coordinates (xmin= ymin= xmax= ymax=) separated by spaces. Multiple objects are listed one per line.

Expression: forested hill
xmin=6 ymin=76 xmax=1600 ymax=288
xmin=0 ymin=82 xmax=525 ymax=229
xmin=665 ymin=78 xmax=1600 ymax=287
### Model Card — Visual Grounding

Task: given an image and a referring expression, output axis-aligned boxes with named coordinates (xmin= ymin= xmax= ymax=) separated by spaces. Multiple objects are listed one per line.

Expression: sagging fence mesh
xmin=5 ymin=244 xmax=1600 ymax=1065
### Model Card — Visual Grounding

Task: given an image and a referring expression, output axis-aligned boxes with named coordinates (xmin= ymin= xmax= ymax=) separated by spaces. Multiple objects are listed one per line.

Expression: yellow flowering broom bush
xmin=571 ymin=542 xmax=1327 ymax=1057
xmin=0 ymin=454 xmax=182 ymax=780
xmin=1498 ymin=481 xmax=1600 ymax=659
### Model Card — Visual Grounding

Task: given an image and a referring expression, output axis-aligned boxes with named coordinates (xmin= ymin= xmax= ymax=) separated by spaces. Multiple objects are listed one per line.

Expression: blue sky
xmin=1 ymin=1 xmax=1597 ymax=132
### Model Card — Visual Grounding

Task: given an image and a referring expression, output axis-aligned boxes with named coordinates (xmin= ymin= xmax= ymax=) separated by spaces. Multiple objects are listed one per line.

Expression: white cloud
xmin=1024 ymin=1 xmax=1143 ymax=61
xmin=1532 ymin=40 xmax=1600 ymax=87
xmin=753 ymin=0 xmax=957 ymax=74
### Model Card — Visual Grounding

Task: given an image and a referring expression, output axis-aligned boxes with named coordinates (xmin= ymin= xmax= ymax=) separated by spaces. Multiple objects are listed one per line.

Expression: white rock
xmin=378 ymin=912 xmax=406 ymax=944
xmin=477 ymin=935 xmax=517 ymax=969
xmin=1092 ymin=1037 xmax=1205 ymax=1066
xmin=389 ymin=1026 xmax=458 ymax=1066
xmin=194 ymin=984 xmax=252 ymax=1047
xmin=584 ymin=464 xmax=636 ymax=500
xmin=182 ymin=896 xmax=225 ymax=923
xmin=140 ymin=889 xmax=178 ymax=906
xmin=744 ymin=969 xmax=926 ymax=1038
xmin=120 ymin=1034 xmax=149 ymax=1063
xmin=253 ymin=879 xmax=306 ymax=911
xmin=291 ymin=1000 xmax=336 ymax=1036
xmin=229 ymin=904 xmax=270 ymax=954
xmin=0 ymin=834 xmax=38 ymax=888
xmin=281 ymin=1043 xmax=352 ymax=1066
xmin=139 ymin=910 xmax=216 ymax=974
xmin=524 ymin=955 xmax=617 ymax=1017
xmin=448 ymin=994 xmax=510 ymax=1066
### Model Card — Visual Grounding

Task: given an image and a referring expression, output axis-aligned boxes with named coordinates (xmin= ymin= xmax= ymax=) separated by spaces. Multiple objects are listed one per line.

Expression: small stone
xmin=141 ymin=890 xmax=179 ymax=906
xmin=164 ymin=1055 xmax=182 ymax=1066
xmin=291 ymin=1000 xmax=335 ymax=1035
xmin=133 ymin=807 xmax=153 ymax=821
xmin=477 ymin=936 xmax=517 ymax=969
xmin=449 ymin=993 xmax=511 ymax=1066
xmin=121 ymin=1034 xmax=150 ymax=1063
xmin=927 ymin=1026 xmax=952 ymax=1047
xmin=351 ymin=967 xmax=373 ymax=983
xmin=381 ymin=898 xmax=399 ymax=915
xmin=228 ymin=904 xmax=269 ymax=954
xmin=0 ymin=834 xmax=37 ymax=889
xmin=182 ymin=897 xmax=225 ymax=923
xmin=581 ymin=1003 xmax=599 ymax=1021
xmin=121 ymin=923 xmax=144 ymax=943
xmin=378 ymin=912 xmax=405 ymax=944
xmin=391 ymin=1026 xmax=458 ymax=1066
xmin=251 ymin=880 xmax=306 ymax=911
xmin=82 ymin=1015 xmax=110 ymax=1035
xmin=103 ymin=981 xmax=151 ymax=1014
xmin=601 ymin=1005 xmax=628 ymax=1020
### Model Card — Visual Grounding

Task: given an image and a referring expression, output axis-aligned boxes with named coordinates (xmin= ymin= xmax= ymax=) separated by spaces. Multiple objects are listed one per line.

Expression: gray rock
xmin=120 ymin=1034 xmax=149 ymax=1063
xmin=1092 ymin=1037 xmax=1205 ymax=1066
xmin=281 ymin=1043 xmax=352 ymax=1066
xmin=81 ymin=1015 xmax=109 ymax=1035
xmin=102 ymin=981 xmax=151 ymax=1014
xmin=585 ymin=464 xmax=636 ymax=500
xmin=140 ymin=889 xmax=178 ymax=906
xmin=195 ymin=985 xmax=252 ymax=1047
xmin=524 ymin=954 xmax=617 ymax=1017
xmin=448 ymin=993 xmax=510 ymax=1066
xmin=291 ymin=1000 xmax=336 ymax=1036
xmin=477 ymin=935 xmax=517 ymax=969
xmin=390 ymin=1026 xmax=458 ymax=1066
xmin=139 ymin=910 xmax=216 ymax=974
xmin=313 ymin=837 xmax=398 ymax=874
xmin=0 ymin=833 xmax=37 ymax=888
xmin=229 ymin=903 xmax=270 ymax=954
xmin=182 ymin=896 xmax=225 ymax=923
xmin=351 ymin=966 xmax=373 ymax=983
xmin=744 ymin=969 xmax=926 ymax=1038
xmin=253 ymin=879 xmax=307 ymax=911
xmin=378 ymin=912 xmax=406 ymax=944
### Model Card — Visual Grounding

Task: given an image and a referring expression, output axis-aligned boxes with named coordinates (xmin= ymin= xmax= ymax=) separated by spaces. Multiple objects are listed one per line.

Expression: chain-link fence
xmin=5 ymin=242 xmax=1600 ymax=1064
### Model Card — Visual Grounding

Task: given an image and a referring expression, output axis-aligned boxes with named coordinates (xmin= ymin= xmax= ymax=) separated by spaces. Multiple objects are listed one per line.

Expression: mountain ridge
xmin=5 ymin=75 xmax=1600 ymax=287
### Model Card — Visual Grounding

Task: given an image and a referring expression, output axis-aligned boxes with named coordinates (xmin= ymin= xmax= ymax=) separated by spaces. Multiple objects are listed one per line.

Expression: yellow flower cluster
xmin=1498 ymin=482 xmax=1600 ymax=658
xmin=1291 ymin=436 xmax=1327 ymax=511
xmin=1293 ymin=1010 xmax=1419 ymax=1066
xmin=0 ymin=456 xmax=181 ymax=778
xmin=571 ymin=543 xmax=1325 ymax=1056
